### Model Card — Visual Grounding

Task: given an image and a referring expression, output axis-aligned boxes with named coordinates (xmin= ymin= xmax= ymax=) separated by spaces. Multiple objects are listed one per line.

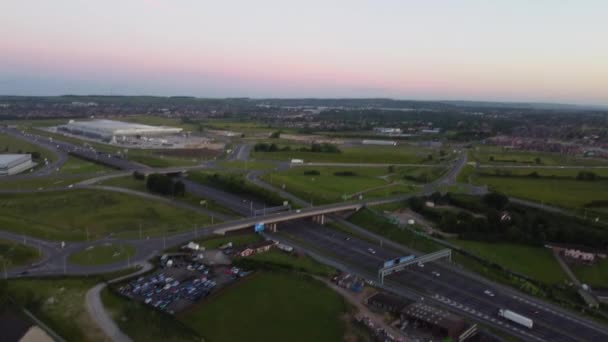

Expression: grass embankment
xmin=68 ymin=244 xmax=136 ymax=266
xmin=3 ymin=277 xmax=107 ymax=341
xmin=252 ymin=145 xmax=447 ymax=164
xmin=0 ymin=174 xmax=93 ymax=190
xmin=101 ymin=288 xmax=200 ymax=342
xmin=0 ymin=239 xmax=39 ymax=268
xmin=0 ymin=190 xmax=211 ymax=241
xmin=180 ymin=272 xmax=347 ymax=342
xmin=348 ymin=208 xmax=442 ymax=253
xmin=57 ymin=156 xmax=111 ymax=174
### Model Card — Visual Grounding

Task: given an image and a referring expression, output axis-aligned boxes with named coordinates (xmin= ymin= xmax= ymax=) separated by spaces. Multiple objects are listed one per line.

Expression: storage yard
xmin=116 ymin=251 xmax=250 ymax=314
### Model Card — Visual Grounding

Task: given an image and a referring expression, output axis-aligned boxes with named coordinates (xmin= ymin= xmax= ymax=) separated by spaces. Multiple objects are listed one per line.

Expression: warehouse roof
xmin=0 ymin=154 xmax=30 ymax=166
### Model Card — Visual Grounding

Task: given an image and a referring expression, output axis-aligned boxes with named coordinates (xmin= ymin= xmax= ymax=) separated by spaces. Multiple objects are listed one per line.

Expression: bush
xmin=333 ymin=171 xmax=356 ymax=177
xmin=133 ymin=171 xmax=146 ymax=180
xmin=303 ymin=170 xmax=320 ymax=176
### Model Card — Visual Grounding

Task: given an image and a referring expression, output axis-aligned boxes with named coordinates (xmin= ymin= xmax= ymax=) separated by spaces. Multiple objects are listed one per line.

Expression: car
xmin=367 ymin=248 xmax=376 ymax=254
xmin=484 ymin=289 xmax=495 ymax=297
xmin=431 ymin=271 xmax=440 ymax=277
xmin=417 ymin=262 xmax=424 ymax=268
xmin=345 ymin=237 xmax=351 ymax=241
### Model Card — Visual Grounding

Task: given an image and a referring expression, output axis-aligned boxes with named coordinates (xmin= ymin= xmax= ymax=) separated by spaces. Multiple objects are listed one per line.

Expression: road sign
xmin=383 ymin=260 xmax=395 ymax=268
xmin=254 ymin=222 xmax=265 ymax=232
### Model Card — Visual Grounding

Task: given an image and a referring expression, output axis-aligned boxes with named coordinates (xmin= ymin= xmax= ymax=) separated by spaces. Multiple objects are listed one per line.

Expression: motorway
xmin=2 ymin=128 xmax=608 ymax=341
xmin=277 ymin=222 xmax=608 ymax=342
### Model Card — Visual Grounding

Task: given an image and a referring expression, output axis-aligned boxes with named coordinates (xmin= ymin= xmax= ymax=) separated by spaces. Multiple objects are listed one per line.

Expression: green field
xmin=448 ymin=239 xmax=568 ymax=284
xmin=262 ymin=166 xmax=420 ymax=204
xmin=0 ymin=190 xmax=211 ymax=241
xmin=0 ymin=239 xmax=39 ymax=268
xmin=57 ymin=156 xmax=111 ymax=174
xmin=180 ymin=272 xmax=347 ymax=342
xmin=0 ymin=174 xmax=92 ymax=190
xmin=571 ymin=259 xmax=608 ymax=288
xmin=0 ymin=133 xmax=55 ymax=162
xmin=99 ymin=175 xmax=242 ymax=218
xmin=470 ymin=145 xmax=607 ymax=166
xmin=473 ymin=176 xmax=608 ymax=209
xmin=68 ymin=243 xmax=136 ymax=266
xmin=252 ymin=145 xmax=448 ymax=164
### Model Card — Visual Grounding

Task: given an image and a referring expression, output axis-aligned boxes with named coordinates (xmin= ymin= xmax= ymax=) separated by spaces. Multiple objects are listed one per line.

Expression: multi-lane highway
xmin=277 ymin=222 xmax=608 ymax=342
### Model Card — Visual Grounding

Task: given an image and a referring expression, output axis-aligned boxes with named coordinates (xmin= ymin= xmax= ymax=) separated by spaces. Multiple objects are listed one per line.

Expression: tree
xmin=535 ymin=157 xmax=541 ymax=164
xmin=270 ymin=131 xmax=281 ymax=139
xmin=483 ymin=192 xmax=509 ymax=210
xmin=387 ymin=165 xmax=395 ymax=173
xmin=133 ymin=171 xmax=146 ymax=180
xmin=408 ymin=196 xmax=425 ymax=212
xmin=173 ymin=181 xmax=186 ymax=197
xmin=576 ymin=171 xmax=597 ymax=181
xmin=489 ymin=156 xmax=494 ymax=161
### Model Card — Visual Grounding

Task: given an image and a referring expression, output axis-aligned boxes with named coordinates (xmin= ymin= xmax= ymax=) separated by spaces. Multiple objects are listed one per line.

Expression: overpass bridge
xmin=213 ymin=201 xmax=367 ymax=235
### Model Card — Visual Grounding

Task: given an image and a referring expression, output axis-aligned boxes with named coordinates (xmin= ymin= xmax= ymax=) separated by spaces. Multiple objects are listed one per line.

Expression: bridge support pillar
xmin=267 ymin=223 xmax=277 ymax=232
xmin=311 ymin=214 xmax=325 ymax=225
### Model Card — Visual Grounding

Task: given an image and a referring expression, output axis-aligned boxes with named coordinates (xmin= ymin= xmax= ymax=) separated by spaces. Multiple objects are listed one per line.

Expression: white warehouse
xmin=59 ymin=119 xmax=183 ymax=141
xmin=0 ymin=154 xmax=35 ymax=176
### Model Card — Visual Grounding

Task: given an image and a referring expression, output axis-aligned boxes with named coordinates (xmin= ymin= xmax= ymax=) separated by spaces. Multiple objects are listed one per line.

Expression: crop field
xmin=448 ymin=239 xmax=568 ymax=284
xmin=180 ymin=272 xmax=347 ymax=342
xmin=470 ymin=145 xmax=607 ymax=166
xmin=68 ymin=243 xmax=136 ymax=266
xmin=252 ymin=145 xmax=448 ymax=164
xmin=0 ymin=239 xmax=39 ymax=268
xmin=0 ymin=190 xmax=211 ymax=241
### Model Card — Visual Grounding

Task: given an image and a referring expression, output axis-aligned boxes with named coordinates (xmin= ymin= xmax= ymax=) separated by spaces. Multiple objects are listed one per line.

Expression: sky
xmin=1 ymin=0 xmax=607 ymax=105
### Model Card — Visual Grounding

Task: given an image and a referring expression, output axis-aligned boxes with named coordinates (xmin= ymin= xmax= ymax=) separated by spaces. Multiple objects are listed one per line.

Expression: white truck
xmin=498 ymin=309 xmax=533 ymax=329
xmin=290 ymin=159 xmax=304 ymax=164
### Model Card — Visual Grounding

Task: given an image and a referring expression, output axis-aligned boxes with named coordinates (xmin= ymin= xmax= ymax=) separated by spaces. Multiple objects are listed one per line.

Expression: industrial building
xmin=0 ymin=154 xmax=35 ymax=176
xmin=59 ymin=119 xmax=183 ymax=141
xmin=400 ymin=302 xmax=473 ymax=340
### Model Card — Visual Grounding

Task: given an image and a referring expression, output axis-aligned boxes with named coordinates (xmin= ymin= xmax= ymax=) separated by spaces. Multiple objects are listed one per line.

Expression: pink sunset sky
xmin=1 ymin=0 xmax=607 ymax=105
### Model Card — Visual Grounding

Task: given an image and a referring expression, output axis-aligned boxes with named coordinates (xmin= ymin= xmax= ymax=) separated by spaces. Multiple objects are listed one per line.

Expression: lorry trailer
xmin=498 ymin=309 xmax=533 ymax=329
